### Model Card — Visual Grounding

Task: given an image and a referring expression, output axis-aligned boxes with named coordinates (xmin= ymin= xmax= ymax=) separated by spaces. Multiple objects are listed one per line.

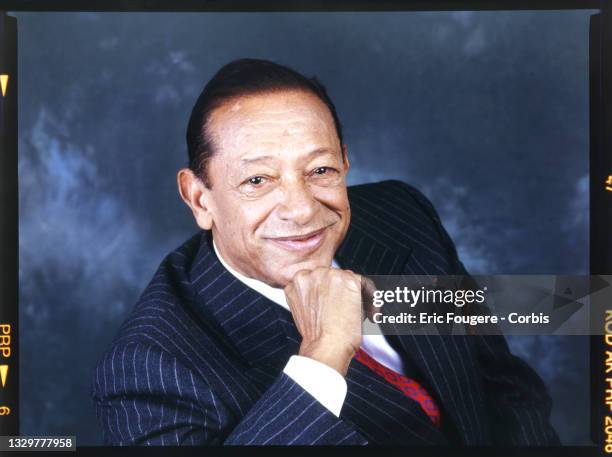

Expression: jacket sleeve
xmin=92 ymin=341 xmax=367 ymax=446
xmin=396 ymin=180 xmax=560 ymax=446
xmin=224 ymin=372 xmax=366 ymax=445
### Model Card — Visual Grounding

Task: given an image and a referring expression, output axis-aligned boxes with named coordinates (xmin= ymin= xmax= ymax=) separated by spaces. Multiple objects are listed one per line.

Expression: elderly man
xmin=92 ymin=59 xmax=559 ymax=446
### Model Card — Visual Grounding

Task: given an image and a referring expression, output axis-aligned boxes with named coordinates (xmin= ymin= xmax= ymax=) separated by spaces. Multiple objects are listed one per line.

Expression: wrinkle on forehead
xmin=207 ymin=90 xmax=340 ymax=158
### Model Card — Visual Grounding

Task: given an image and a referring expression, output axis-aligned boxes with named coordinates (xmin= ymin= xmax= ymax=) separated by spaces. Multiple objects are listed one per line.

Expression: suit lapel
xmin=188 ymin=232 xmax=295 ymax=386
xmin=335 ymin=210 xmax=412 ymax=276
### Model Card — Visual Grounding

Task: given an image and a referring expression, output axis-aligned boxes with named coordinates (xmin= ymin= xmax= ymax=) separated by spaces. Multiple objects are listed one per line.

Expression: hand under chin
xmin=263 ymin=260 xmax=331 ymax=288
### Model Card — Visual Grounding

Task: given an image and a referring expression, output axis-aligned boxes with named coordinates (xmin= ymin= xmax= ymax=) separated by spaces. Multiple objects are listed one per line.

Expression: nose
xmin=276 ymin=179 xmax=318 ymax=225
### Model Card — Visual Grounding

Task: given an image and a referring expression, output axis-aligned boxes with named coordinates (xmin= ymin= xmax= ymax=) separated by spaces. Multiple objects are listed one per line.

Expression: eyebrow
xmin=239 ymin=147 xmax=335 ymax=165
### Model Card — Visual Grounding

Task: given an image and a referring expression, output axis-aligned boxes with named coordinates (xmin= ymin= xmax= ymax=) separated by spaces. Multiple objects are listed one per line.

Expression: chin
xmin=255 ymin=240 xmax=339 ymax=286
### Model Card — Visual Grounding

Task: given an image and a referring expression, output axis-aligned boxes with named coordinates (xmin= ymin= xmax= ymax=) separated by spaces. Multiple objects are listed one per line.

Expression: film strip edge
xmin=0 ymin=11 xmax=19 ymax=437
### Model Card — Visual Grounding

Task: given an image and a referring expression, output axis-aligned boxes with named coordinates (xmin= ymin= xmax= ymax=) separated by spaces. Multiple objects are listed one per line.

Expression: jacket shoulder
xmin=347 ymin=179 xmax=443 ymax=229
xmin=346 ymin=180 xmax=462 ymax=274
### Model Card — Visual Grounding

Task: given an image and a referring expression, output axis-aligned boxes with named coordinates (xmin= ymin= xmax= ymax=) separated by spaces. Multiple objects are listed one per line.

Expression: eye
xmin=247 ymin=176 xmax=265 ymax=186
xmin=313 ymin=166 xmax=332 ymax=175
xmin=309 ymin=165 xmax=341 ymax=185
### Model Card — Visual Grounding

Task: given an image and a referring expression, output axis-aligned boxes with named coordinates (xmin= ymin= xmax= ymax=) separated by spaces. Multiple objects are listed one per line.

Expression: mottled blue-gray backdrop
xmin=14 ymin=10 xmax=594 ymax=445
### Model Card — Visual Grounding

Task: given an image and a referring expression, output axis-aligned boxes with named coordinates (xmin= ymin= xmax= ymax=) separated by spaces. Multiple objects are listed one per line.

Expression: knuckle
xmin=329 ymin=270 xmax=344 ymax=282
xmin=342 ymin=269 xmax=359 ymax=283
xmin=293 ymin=269 xmax=311 ymax=282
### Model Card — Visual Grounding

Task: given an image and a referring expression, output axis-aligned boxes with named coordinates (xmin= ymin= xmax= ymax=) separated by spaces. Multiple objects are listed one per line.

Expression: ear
xmin=342 ymin=144 xmax=350 ymax=171
xmin=177 ymin=168 xmax=214 ymax=230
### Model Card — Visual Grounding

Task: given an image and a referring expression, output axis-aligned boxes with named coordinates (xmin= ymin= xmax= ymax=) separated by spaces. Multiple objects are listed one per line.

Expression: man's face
xmin=203 ymin=90 xmax=351 ymax=288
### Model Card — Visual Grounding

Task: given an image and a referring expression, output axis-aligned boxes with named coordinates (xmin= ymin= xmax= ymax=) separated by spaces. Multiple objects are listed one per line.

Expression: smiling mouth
xmin=266 ymin=227 xmax=329 ymax=252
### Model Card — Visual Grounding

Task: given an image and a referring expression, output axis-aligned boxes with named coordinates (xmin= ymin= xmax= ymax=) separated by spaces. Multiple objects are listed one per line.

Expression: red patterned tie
xmin=354 ymin=348 xmax=441 ymax=428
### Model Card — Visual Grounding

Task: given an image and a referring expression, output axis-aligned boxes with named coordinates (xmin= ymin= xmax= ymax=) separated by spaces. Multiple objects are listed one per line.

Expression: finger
xmin=291 ymin=268 xmax=314 ymax=284
xmin=284 ymin=268 xmax=315 ymax=315
xmin=285 ymin=268 xmax=311 ymax=295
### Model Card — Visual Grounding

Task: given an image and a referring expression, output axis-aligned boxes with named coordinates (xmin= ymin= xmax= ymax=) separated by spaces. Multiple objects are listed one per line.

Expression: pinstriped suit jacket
xmin=92 ymin=180 xmax=560 ymax=446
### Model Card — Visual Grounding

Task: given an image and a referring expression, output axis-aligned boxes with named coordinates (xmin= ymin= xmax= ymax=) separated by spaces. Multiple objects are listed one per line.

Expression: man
xmin=92 ymin=58 xmax=559 ymax=446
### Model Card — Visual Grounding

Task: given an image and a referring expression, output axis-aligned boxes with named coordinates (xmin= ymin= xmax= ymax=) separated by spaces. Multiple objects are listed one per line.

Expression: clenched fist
xmin=284 ymin=267 xmax=369 ymax=377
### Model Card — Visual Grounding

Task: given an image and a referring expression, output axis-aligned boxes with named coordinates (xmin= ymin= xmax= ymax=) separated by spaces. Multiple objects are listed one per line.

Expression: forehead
xmin=207 ymin=90 xmax=340 ymax=160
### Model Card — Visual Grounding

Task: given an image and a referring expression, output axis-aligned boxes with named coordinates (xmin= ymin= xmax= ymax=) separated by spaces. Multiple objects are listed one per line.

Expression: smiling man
xmin=92 ymin=59 xmax=559 ymax=446
xmin=182 ymin=88 xmax=350 ymax=288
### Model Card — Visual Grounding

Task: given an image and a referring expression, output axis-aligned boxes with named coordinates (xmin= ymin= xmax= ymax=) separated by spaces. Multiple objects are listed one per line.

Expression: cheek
xmin=313 ymin=186 xmax=349 ymax=214
xmin=229 ymin=201 xmax=274 ymax=242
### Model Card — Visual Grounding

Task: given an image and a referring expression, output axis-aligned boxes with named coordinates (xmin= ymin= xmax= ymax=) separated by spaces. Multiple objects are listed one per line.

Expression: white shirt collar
xmin=212 ymin=239 xmax=339 ymax=312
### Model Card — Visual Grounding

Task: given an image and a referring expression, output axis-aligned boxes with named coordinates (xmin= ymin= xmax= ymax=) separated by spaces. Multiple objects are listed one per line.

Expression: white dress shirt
xmin=212 ymin=241 xmax=405 ymax=417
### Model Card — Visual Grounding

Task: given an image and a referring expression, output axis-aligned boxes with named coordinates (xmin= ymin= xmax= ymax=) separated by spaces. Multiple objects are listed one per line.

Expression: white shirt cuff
xmin=282 ymin=355 xmax=347 ymax=417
